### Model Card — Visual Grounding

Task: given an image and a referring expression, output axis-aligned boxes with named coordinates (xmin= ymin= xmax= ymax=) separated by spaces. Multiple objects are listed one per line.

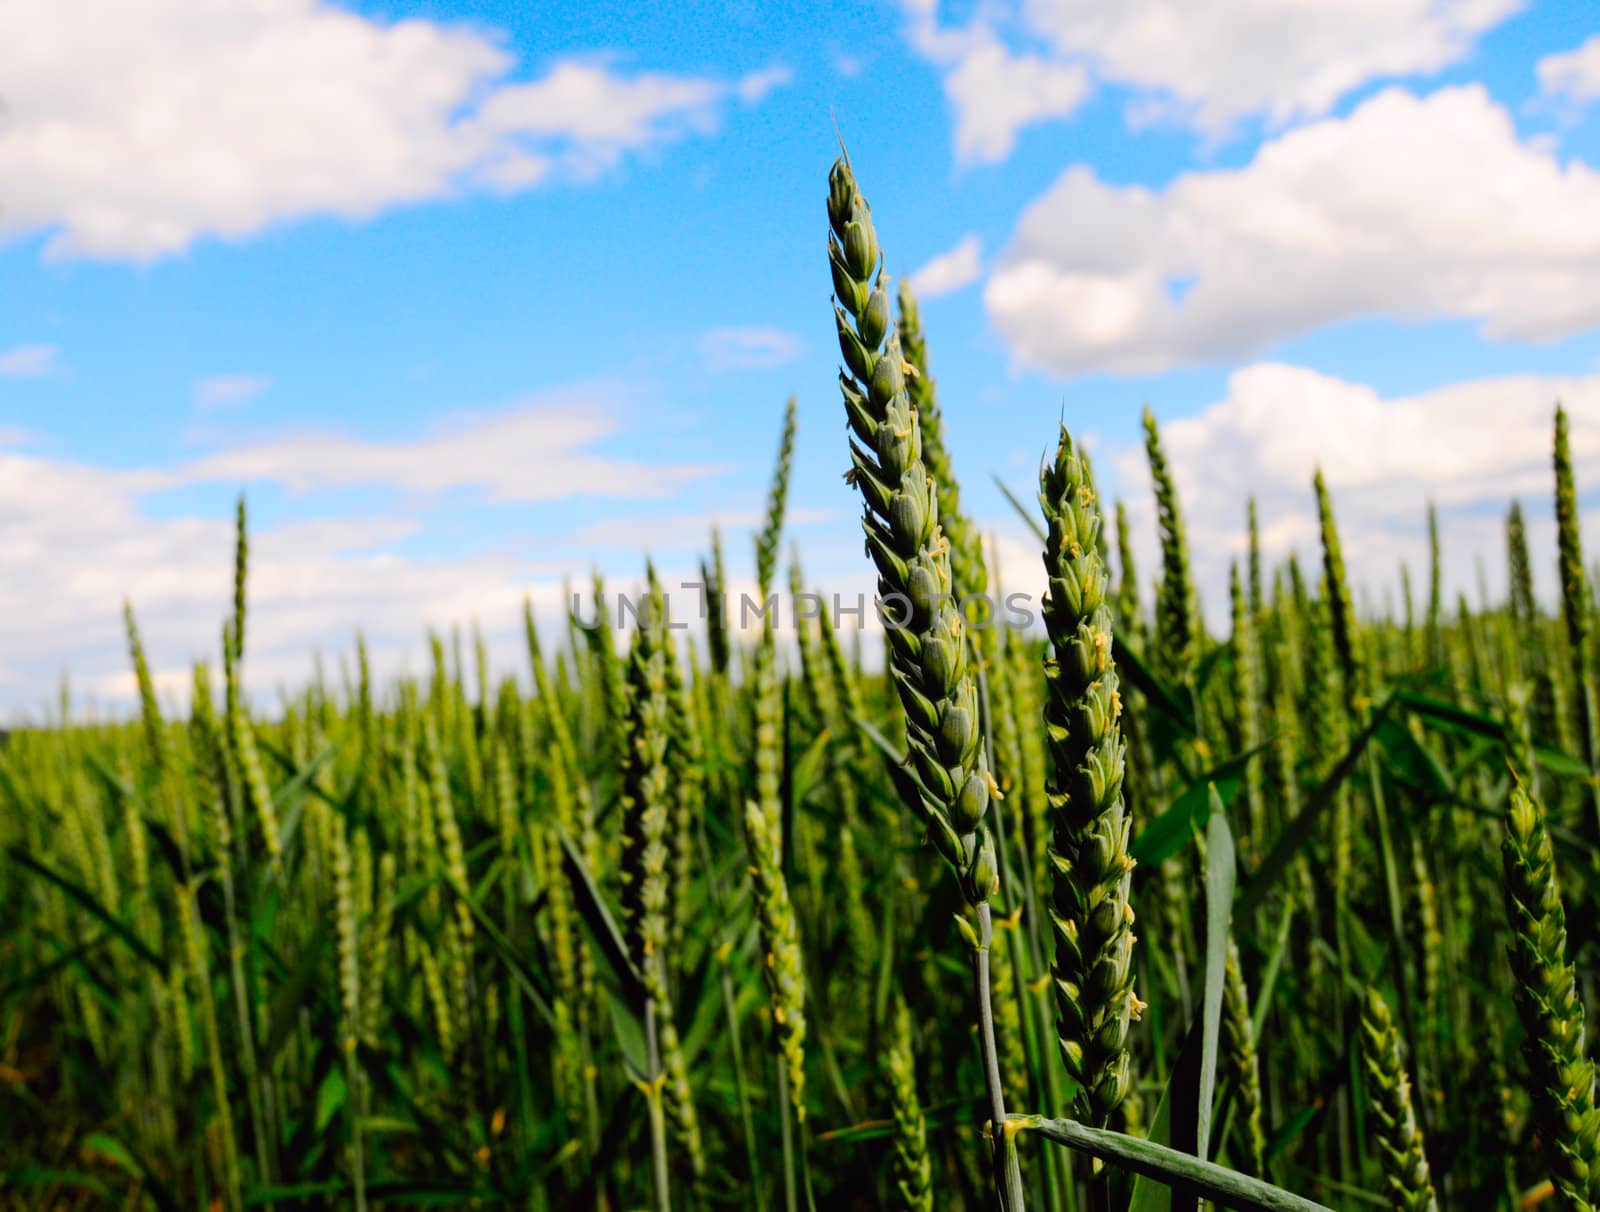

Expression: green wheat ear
xmin=897 ymin=277 xmax=986 ymax=615
xmin=331 ymin=818 xmax=361 ymax=1056
xmin=1246 ymin=496 xmax=1263 ymax=619
xmin=1314 ymin=468 xmax=1364 ymax=710
xmin=745 ymin=785 xmax=807 ymax=1121
xmin=1142 ymin=406 xmax=1197 ymax=690
xmin=223 ymin=619 xmax=282 ymax=873
xmin=1221 ymin=937 xmax=1265 ymax=1175
xmin=827 ymin=152 xmax=998 ymax=908
xmin=755 ymin=395 xmax=797 ymax=603
xmin=1507 ymin=499 xmax=1535 ymax=639
xmin=885 ymin=994 xmax=934 ymax=1212
xmin=1554 ymin=403 xmax=1600 ymax=837
xmin=702 ymin=525 xmax=730 ymax=677
xmin=1501 ymin=781 xmax=1600 ymax=1209
xmin=618 ymin=568 xmax=705 ymax=1184
xmin=1228 ymin=562 xmax=1264 ymax=859
xmin=748 ymin=500 xmax=805 ymax=1119
xmin=1360 ymin=989 xmax=1438 ymax=1211
xmin=1040 ymin=421 xmax=1141 ymax=1128
xmin=1113 ymin=499 xmax=1144 ymax=648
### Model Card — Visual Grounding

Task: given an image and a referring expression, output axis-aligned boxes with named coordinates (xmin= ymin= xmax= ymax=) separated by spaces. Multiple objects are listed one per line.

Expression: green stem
xmin=1364 ymin=747 xmax=1429 ymax=1144
xmin=218 ymin=855 xmax=271 ymax=1202
xmin=777 ymin=1061 xmax=799 ymax=1212
xmin=347 ymin=1057 xmax=368 ymax=1212
xmin=183 ymin=885 xmax=243 ymax=1212
xmin=643 ymin=988 xmax=670 ymax=1212
xmin=978 ymin=659 xmax=1063 ymax=1212
xmin=975 ymin=903 xmax=1028 ymax=1212
xmin=163 ymin=772 xmax=241 ymax=1212
xmin=1583 ymin=676 xmax=1600 ymax=844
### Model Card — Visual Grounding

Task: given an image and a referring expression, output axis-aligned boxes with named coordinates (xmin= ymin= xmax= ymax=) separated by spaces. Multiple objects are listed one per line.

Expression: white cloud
xmin=903 ymin=0 xmax=1090 ymax=164
xmin=162 ymin=389 xmax=722 ymax=502
xmin=901 ymin=0 xmax=1515 ymax=155
xmin=1023 ymin=0 xmax=1517 ymax=133
xmin=0 ymin=445 xmax=562 ymax=715
xmin=831 ymin=49 xmax=865 ymax=80
xmin=910 ymin=234 xmax=983 ymax=298
xmin=736 ymin=65 xmax=794 ymax=104
xmin=1108 ymin=363 xmax=1600 ymax=628
xmin=0 ymin=345 xmax=60 ymax=378
xmin=1538 ymin=35 xmax=1600 ymax=106
xmin=0 ymin=403 xmax=732 ymax=714
xmin=194 ymin=374 xmax=270 ymax=411
xmin=698 ymin=327 xmax=805 ymax=371
xmin=0 ymin=0 xmax=781 ymax=260
xmin=987 ymin=86 xmax=1600 ymax=375
xmin=939 ymin=36 xmax=1090 ymax=164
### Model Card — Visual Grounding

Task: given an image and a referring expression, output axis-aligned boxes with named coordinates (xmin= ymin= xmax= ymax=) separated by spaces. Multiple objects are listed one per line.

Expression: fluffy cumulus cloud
xmin=901 ymin=0 xmax=1515 ymax=155
xmin=1108 ymin=363 xmax=1600 ymax=627
xmin=1023 ymin=0 xmax=1518 ymax=132
xmin=1539 ymin=34 xmax=1600 ymax=105
xmin=902 ymin=0 xmax=1089 ymax=164
xmin=0 ymin=0 xmax=784 ymax=260
xmin=986 ymin=86 xmax=1600 ymax=375
xmin=909 ymin=234 xmax=983 ymax=298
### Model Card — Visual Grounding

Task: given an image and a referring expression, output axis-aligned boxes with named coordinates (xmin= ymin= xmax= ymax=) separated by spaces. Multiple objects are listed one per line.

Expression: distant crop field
xmin=4 ymin=155 xmax=1593 ymax=1212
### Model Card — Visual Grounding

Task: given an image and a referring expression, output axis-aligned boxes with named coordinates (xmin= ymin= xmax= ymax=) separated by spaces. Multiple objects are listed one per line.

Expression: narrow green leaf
xmin=1132 ymin=740 xmax=1274 ymax=866
xmin=1263 ymin=1105 xmax=1318 ymax=1165
xmin=261 ymin=920 xmax=333 ymax=1066
xmin=992 ymin=473 xmax=1047 ymax=545
xmin=851 ymin=712 xmax=937 ymax=828
xmin=315 ymin=1065 xmax=348 ymax=1135
xmin=1197 ymin=798 xmax=1235 ymax=1165
xmin=0 ymin=932 xmax=108 ymax=1003
xmin=443 ymin=873 xmax=560 ymax=1033
xmin=1127 ymin=1080 xmax=1176 ymax=1212
xmin=7 ymin=847 xmax=162 ymax=969
xmin=1393 ymin=691 xmax=1504 ymax=742
xmin=1235 ymin=697 xmax=1392 ymax=920
xmin=79 ymin=1131 xmax=140 ymax=1177
xmin=1115 ymin=638 xmax=1199 ymax=739
xmin=606 ymin=984 xmax=649 ymax=1083
xmin=558 ymin=828 xmax=647 ymax=1013
xmin=1251 ymin=897 xmax=1296 ymax=1042
xmin=1023 ymin=1116 xmax=1331 ymax=1212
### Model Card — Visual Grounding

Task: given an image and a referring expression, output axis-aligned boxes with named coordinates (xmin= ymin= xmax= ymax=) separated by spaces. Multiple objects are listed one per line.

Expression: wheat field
xmin=2 ymin=155 xmax=1595 ymax=1212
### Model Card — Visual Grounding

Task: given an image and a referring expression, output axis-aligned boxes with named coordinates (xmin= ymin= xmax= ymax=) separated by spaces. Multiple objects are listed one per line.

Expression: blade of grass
xmin=1020 ymin=1116 xmax=1332 ymax=1212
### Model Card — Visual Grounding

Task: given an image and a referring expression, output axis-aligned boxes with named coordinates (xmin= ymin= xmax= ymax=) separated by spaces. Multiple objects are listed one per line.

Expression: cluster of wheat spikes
xmin=6 ymin=157 xmax=1600 ymax=1212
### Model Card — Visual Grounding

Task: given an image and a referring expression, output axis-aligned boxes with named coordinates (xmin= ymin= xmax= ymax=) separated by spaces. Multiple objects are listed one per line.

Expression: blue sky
xmin=4 ymin=0 xmax=1600 ymax=712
